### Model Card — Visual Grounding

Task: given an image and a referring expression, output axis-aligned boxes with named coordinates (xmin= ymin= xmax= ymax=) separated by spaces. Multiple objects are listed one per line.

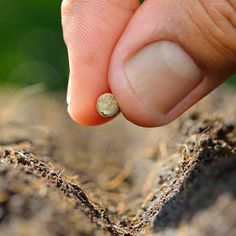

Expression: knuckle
xmin=61 ymin=0 xmax=74 ymax=39
xmin=61 ymin=0 xmax=82 ymax=43
xmin=61 ymin=0 xmax=76 ymax=16
xmin=200 ymin=0 xmax=236 ymax=53
xmin=180 ymin=0 xmax=236 ymax=75
xmin=203 ymin=0 xmax=236 ymax=72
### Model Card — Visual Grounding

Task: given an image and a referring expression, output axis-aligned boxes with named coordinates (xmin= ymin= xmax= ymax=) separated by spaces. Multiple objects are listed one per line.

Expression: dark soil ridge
xmin=0 ymin=117 xmax=235 ymax=235
xmin=0 ymin=150 xmax=120 ymax=235
xmin=133 ymin=118 xmax=236 ymax=234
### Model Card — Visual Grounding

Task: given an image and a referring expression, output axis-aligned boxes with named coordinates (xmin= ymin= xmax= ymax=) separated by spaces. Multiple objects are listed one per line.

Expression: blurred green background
xmin=0 ymin=0 xmax=235 ymax=91
xmin=0 ymin=0 xmax=68 ymax=90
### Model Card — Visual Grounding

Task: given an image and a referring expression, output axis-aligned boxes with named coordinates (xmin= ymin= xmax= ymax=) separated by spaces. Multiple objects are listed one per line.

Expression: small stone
xmin=96 ymin=93 xmax=120 ymax=118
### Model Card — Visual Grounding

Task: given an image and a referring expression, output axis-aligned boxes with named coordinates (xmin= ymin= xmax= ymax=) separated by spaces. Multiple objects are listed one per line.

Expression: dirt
xmin=0 ymin=86 xmax=235 ymax=236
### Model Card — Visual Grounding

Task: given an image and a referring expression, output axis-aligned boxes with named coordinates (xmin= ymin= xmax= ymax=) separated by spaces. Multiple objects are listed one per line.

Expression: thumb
xmin=109 ymin=0 xmax=236 ymax=127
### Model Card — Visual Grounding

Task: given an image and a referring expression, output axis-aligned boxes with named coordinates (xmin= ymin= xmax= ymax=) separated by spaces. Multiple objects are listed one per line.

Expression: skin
xmin=61 ymin=0 xmax=236 ymax=127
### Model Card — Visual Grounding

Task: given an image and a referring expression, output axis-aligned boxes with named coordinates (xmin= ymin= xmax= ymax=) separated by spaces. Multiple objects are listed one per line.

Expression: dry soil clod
xmin=97 ymin=93 xmax=120 ymax=118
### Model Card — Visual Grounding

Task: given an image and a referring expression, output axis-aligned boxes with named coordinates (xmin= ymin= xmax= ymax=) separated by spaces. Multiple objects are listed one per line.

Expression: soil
xmin=0 ymin=86 xmax=235 ymax=236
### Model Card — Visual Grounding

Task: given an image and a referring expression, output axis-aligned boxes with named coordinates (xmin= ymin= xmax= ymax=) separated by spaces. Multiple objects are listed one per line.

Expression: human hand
xmin=61 ymin=0 xmax=236 ymax=127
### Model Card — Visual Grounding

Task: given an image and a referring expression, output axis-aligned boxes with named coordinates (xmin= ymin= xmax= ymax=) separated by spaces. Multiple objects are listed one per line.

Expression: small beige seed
xmin=96 ymin=93 xmax=120 ymax=118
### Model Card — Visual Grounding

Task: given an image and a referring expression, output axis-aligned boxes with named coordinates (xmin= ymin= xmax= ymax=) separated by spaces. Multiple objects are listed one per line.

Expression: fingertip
xmin=108 ymin=57 xmax=166 ymax=127
xmin=67 ymin=102 xmax=112 ymax=126
xmin=109 ymin=54 xmax=224 ymax=127
xmin=62 ymin=0 xmax=138 ymax=126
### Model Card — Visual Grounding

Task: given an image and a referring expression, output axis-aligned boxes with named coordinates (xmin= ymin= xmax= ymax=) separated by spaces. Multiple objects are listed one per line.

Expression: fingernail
xmin=67 ymin=75 xmax=72 ymax=105
xmin=125 ymin=41 xmax=203 ymax=114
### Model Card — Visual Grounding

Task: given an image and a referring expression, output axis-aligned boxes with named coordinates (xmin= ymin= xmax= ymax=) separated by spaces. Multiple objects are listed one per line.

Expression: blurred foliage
xmin=228 ymin=74 xmax=236 ymax=86
xmin=0 ymin=0 xmax=235 ymax=90
xmin=0 ymin=0 xmax=68 ymax=90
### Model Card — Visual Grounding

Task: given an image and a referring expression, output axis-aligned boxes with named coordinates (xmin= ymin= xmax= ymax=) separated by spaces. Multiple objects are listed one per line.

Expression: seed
xmin=96 ymin=93 xmax=120 ymax=118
